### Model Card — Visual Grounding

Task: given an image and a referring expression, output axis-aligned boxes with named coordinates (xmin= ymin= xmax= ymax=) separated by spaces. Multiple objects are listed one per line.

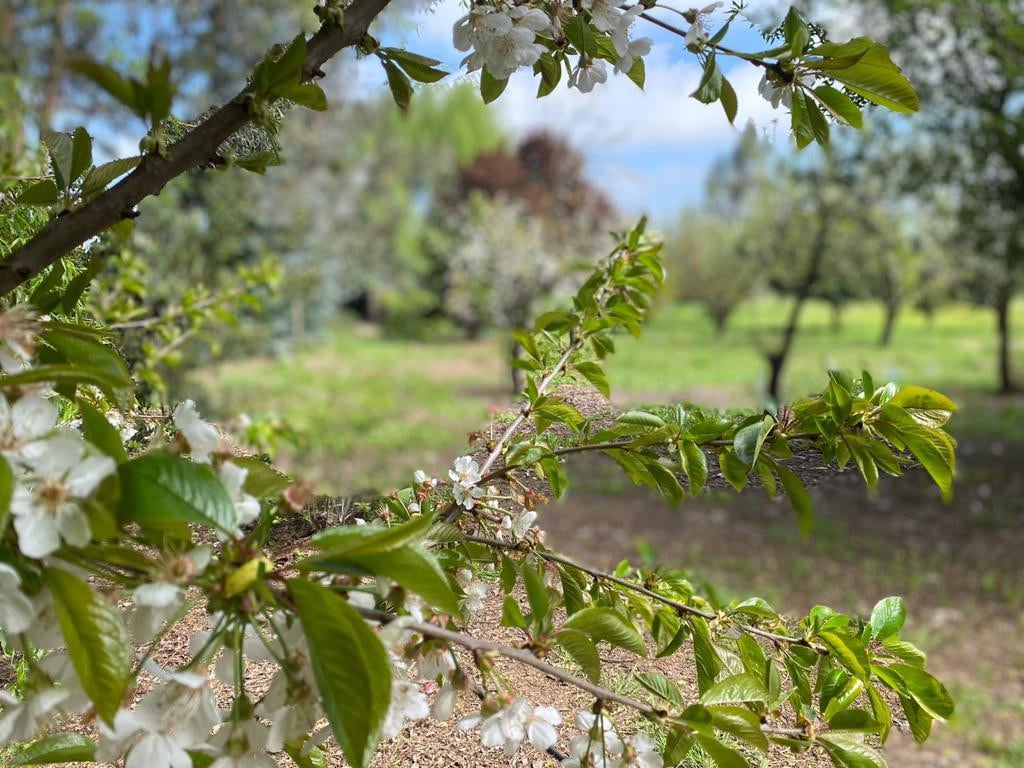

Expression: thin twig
xmin=463 ymin=536 xmax=824 ymax=652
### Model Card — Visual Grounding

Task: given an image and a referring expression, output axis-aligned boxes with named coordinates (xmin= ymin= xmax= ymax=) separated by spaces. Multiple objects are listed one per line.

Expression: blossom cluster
xmin=451 ymin=0 xmax=660 ymax=92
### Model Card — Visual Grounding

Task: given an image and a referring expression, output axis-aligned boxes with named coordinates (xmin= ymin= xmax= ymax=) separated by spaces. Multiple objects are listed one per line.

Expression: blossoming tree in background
xmin=0 ymin=2 xmax=958 ymax=767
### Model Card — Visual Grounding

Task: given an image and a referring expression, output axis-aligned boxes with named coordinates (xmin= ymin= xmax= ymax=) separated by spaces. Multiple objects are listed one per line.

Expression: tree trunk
xmin=765 ymin=206 xmax=830 ymax=402
xmin=830 ymin=302 xmax=842 ymax=334
xmin=290 ymin=295 xmax=306 ymax=348
xmin=879 ymin=302 xmax=899 ymax=347
xmin=710 ymin=308 xmax=729 ymax=336
xmin=996 ymin=293 xmax=1015 ymax=394
xmin=509 ymin=338 xmax=524 ymax=395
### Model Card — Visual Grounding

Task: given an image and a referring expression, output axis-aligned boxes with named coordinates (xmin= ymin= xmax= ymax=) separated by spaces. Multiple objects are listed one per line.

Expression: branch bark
xmin=0 ymin=0 xmax=392 ymax=297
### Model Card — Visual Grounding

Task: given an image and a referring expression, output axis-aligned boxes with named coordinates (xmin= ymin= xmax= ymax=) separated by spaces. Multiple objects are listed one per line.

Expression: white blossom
xmin=570 ymin=59 xmax=609 ymax=93
xmin=10 ymin=435 xmax=115 ymax=558
xmin=502 ymin=508 xmax=538 ymax=542
xmin=0 ymin=305 xmax=38 ymax=373
xmin=582 ymin=0 xmax=623 ymax=32
xmin=449 ymin=455 xmax=482 ymax=486
xmin=418 ymin=647 xmax=456 ymax=681
xmin=453 ymin=4 xmax=549 ymax=79
xmin=0 ymin=562 xmax=36 ymax=634
xmin=256 ymin=653 xmax=322 ymax=751
xmin=173 ymin=400 xmax=220 ymax=464
xmin=622 ymin=732 xmax=663 ymax=768
xmin=758 ymin=71 xmax=816 ymax=109
xmin=457 ymin=568 xmax=491 ymax=613
xmin=218 ymin=461 xmax=261 ymax=530
xmin=0 ymin=687 xmax=70 ymax=746
xmin=209 ymin=718 xmax=276 ymax=768
xmin=431 ymin=683 xmax=458 ymax=721
xmin=459 ymin=699 xmax=559 ymax=755
xmin=414 ymin=469 xmax=437 ymax=486
xmin=684 ymin=3 xmax=723 ymax=46
xmin=98 ymin=672 xmax=220 ymax=768
xmin=0 ymin=392 xmax=57 ymax=460
xmin=381 ymin=679 xmax=430 ymax=740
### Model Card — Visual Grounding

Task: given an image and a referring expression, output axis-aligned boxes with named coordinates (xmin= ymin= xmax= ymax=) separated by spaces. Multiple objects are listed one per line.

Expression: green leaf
xmin=813 ymin=85 xmax=863 ymax=127
xmin=563 ymin=606 xmax=647 ymax=656
xmin=626 ymin=55 xmax=645 ymax=90
xmin=71 ymin=59 xmax=140 ymax=113
xmin=807 ymin=38 xmax=919 ymax=113
xmin=15 ymin=179 xmax=60 ymax=206
xmin=821 ymin=631 xmax=870 ymax=681
xmin=691 ymin=54 xmax=723 ymax=104
xmin=708 ymin=705 xmax=769 ymax=751
xmin=277 ymin=82 xmax=328 ymax=111
xmin=820 ymin=734 xmax=886 ymax=768
xmin=889 ymin=386 xmax=957 ymax=413
xmin=42 ymin=130 xmax=74 ymax=190
xmin=118 ymin=452 xmax=238 ymax=536
xmin=635 ymin=671 xmax=684 ymax=706
xmin=522 ymin=559 xmax=552 ymax=622
xmin=790 ymin=89 xmax=816 ymax=148
xmin=501 ymin=595 xmax=528 ymax=629
xmin=556 ymin=628 xmax=601 ymax=682
xmin=718 ymin=450 xmax=748 ymax=492
xmin=480 ymin=69 xmax=508 ymax=104
xmin=233 ymin=455 xmax=291 ymax=498
xmin=80 ymin=156 xmax=142 ymax=198
xmin=695 ymin=734 xmax=748 ymax=768
xmin=733 ymin=416 xmax=773 ymax=467
xmin=0 ymin=455 xmax=14 ymax=536
xmin=773 ymin=460 xmax=813 ymax=535
xmin=44 ymin=567 xmax=131 ymax=725
xmin=618 ymin=410 xmax=665 ymax=428
xmin=311 ymin=512 xmax=435 ymax=556
xmin=679 ymin=440 xmax=708 ymax=496
xmin=70 ymin=127 xmax=93 ymax=185
xmin=78 ymin=401 xmax=128 ymax=463
xmin=564 ymin=15 xmax=597 ymax=57
xmin=783 ymin=7 xmax=810 ymax=55
xmin=700 ymin=673 xmax=770 ymax=705
xmin=41 ymin=329 xmax=133 ymax=408
xmin=574 ymin=361 xmax=609 ymax=397
xmin=12 ymin=733 xmax=97 ymax=765
xmin=311 ymin=544 xmax=461 ymax=615
xmin=869 ymin=596 xmax=905 ymax=641
xmin=720 ymin=76 xmax=737 ymax=123
xmin=889 ymin=663 xmax=954 ymax=720
xmin=387 ymin=49 xmax=448 ymax=83
xmin=290 ymin=579 xmax=392 ymax=768
xmin=690 ymin=617 xmax=721 ymax=694
xmin=384 ymin=60 xmax=413 ymax=109
xmin=265 ymin=34 xmax=308 ymax=93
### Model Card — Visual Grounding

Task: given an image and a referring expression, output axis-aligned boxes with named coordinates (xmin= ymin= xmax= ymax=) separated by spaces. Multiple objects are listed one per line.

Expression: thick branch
xmin=0 ymin=0 xmax=392 ymax=296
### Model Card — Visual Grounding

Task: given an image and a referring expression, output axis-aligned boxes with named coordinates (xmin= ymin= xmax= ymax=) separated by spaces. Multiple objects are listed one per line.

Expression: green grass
xmin=198 ymin=297 xmax=1023 ymax=492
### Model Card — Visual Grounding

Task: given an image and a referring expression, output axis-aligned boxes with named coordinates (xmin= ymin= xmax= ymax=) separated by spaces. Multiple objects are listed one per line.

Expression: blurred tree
xmin=864 ymin=0 xmax=1023 ymax=392
xmin=435 ymin=131 xmax=615 ymax=390
xmin=665 ymin=211 xmax=760 ymax=335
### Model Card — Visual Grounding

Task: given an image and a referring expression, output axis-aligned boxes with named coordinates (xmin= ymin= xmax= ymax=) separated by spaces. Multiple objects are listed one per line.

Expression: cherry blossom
xmin=173 ymin=399 xmax=221 ymax=464
xmin=10 ymin=435 xmax=115 ymax=558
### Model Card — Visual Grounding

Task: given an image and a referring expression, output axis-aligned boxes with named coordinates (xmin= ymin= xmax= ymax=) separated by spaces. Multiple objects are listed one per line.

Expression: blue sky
xmin=364 ymin=1 xmax=800 ymax=222
xmin=90 ymin=2 xmax=836 ymax=225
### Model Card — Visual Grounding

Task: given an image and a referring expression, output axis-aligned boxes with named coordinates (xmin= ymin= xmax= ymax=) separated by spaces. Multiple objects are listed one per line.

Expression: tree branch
xmin=0 ymin=0 xmax=393 ymax=297
xmin=463 ymin=535 xmax=825 ymax=653
xmin=359 ymin=606 xmax=815 ymax=747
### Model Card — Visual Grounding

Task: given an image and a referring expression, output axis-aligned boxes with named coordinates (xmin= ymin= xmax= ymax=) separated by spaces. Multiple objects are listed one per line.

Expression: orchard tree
xmin=860 ymin=0 xmax=1024 ymax=392
xmin=0 ymin=4 xmax=960 ymax=768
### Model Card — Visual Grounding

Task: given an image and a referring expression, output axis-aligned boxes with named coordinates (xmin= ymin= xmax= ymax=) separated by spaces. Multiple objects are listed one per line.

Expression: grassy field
xmin=197 ymin=297 xmax=1024 ymax=492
